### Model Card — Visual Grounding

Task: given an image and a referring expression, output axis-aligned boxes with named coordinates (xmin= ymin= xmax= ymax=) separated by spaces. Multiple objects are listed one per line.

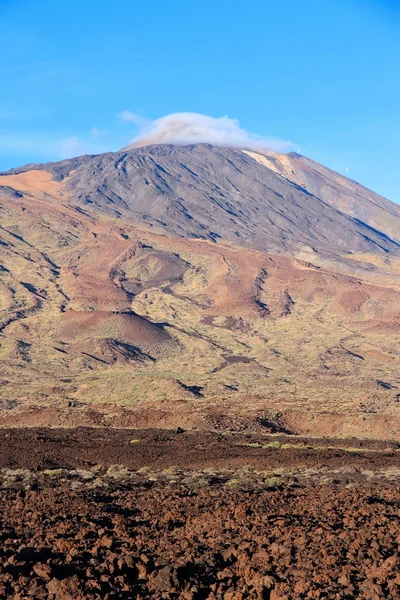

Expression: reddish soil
xmin=58 ymin=310 xmax=172 ymax=346
xmin=0 ymin=428 xmax=399 ymax=598
xmin=1 ymin=480 xmax=400 ymax=599
xmin=0 ymin=427 xmax=399 ymax=472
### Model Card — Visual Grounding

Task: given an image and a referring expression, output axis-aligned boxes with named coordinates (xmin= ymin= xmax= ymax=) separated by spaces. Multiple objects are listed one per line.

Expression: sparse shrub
xmin=87 ymin=477 xmax=107 ymax=489
xmin=264 ymin=476 xmax=282 ymax=487
xmin=90 ymin=464 xmax=104 ymax=475
xmin=225 ymin=479 xmax=241 ymax=488
xmin=74 ymin=469 xmax=96 ymax=480
xmin=106 ymin=464 xmax=130 ymax=480
xmin=319 ymin=476 xmax=334 ymax=486
xmin=162 ymin=466 xmax=184 ymax=476
xmin=262 ymin=441 xmax=282 ymax=449
xmin=191 ymin=477 xmax=210 ymax=487
xmin=70 ymin=480 xmax=83 ymax=490
xmin=137 ymin=466 xmax=152 ymax=474
xmin=201 ymin=467 xmax=218 ymax=476
xmin=281 ymin=443 xmax=314 ymax=450
xmin=166 ymin=478 xmax=180 ymax=485
xmin=43 ymin=469 xmax=65 ymax=479
xmin=1 ymin=468 xmax=33 ymax=488
xmin=178 ymin=474 xmax=203 ymax=487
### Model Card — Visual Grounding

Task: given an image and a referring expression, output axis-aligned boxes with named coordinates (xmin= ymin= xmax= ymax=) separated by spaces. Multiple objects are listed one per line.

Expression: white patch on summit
xmin=122 ymin=112 xmax=294 ymax=153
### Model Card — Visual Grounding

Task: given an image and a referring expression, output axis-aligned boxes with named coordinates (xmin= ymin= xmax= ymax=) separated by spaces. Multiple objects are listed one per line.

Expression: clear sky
xmin=1 ymin=0 xmax=399 ymax=203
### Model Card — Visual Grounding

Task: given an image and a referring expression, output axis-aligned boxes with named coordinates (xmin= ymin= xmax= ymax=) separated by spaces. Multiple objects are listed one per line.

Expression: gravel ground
xmin=0 ymin=428 xmax=399 ymax=599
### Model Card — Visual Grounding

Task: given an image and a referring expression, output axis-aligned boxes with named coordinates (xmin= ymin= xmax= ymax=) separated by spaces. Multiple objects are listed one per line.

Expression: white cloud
xmin=124 ymin=112 xmax=294 ymax=152
xmin=0 ymin=112 xmax=295 ymax=170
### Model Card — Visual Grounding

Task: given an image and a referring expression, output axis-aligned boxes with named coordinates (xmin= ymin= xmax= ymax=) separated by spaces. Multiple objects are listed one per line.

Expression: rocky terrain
xmin=0 ymin=428 xmax=400 ymax=599
xmin=2 ymin=482 xmax=400 ymax=600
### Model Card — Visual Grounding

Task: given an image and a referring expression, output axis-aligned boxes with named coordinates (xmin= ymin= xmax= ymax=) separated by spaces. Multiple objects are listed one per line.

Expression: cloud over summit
xmin=121 ymin=112 xmax=294 ymax=153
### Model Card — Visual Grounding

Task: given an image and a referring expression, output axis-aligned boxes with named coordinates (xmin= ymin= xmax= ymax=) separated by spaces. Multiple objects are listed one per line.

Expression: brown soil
xmin=0 ymin=428 xmax=400 ymax=599
xmin=0 ymin=427 xmax=399 ymax=472
xmin=58 ymin=311 xmax=169 ymax=343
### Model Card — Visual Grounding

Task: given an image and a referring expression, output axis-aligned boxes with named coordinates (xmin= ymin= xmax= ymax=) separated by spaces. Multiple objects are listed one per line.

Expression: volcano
xmin=0 ymin=142 xmax=399 ymax=438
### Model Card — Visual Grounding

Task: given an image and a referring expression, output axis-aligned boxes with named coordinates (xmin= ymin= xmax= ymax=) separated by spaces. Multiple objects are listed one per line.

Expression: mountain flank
xmin=0 ymin=144 xmax=399 ymax=438
xmin=3 ymin=144 xmax=400 ymax=257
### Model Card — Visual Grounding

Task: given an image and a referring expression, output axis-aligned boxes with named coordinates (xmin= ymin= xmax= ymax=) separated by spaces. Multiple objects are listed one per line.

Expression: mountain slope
xmin=3 ymin=144 xmax=400 ymax=258
xmin=245 ymin=149 xmax=400 ymax=244
xmin=0 ymin=144 xmax=399 ymax=438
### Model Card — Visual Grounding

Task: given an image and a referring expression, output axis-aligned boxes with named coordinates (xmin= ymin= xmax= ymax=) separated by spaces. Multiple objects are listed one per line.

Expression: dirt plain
xmin=0 ymin=427 xmax=400 ymax=599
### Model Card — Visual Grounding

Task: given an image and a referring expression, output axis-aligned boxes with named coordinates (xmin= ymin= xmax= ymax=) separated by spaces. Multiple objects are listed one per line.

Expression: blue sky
xmin=0 ymin=0 xmax=399 ymax=203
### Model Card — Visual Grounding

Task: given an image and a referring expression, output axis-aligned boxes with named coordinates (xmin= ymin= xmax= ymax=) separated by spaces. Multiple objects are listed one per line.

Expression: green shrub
xmin=264 ymin=476 xmax=282 ymax=487
xmin=262 ymin=441 xmax=282 ymax=449
xmin=43 ymin=469 xmax=65 ymax=478
xmin=225 ymin=479 xmax=241 ymax=488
